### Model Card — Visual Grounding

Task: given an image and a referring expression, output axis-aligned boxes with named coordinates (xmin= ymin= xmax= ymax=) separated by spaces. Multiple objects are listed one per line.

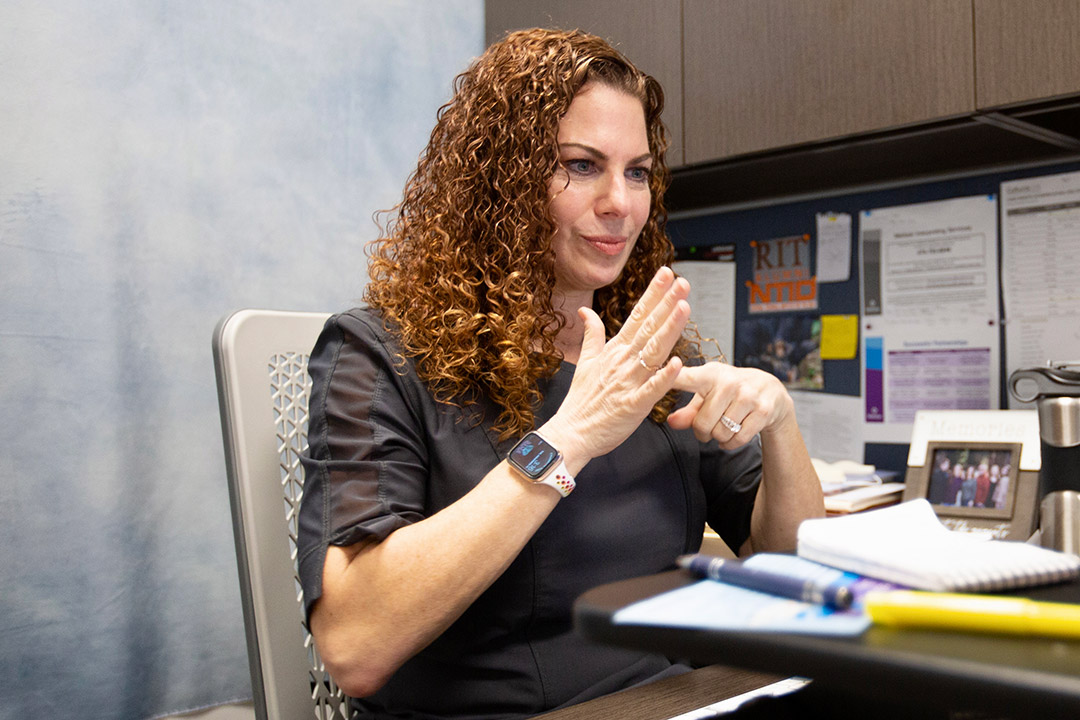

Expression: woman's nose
xmin=596 ymin=173 xmax=631 ymax=217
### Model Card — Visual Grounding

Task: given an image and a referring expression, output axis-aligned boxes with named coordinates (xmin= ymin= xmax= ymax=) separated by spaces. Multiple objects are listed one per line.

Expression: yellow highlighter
xmin=863 ymin=590 xmax=1080 ymax=639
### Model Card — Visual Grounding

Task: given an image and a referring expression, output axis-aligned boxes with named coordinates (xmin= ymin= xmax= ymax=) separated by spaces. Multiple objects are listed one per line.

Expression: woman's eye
xmin=565 ymin=159 xmax=594 ymax=174
xmin=627 ymin=167 xmax=651 ymax=183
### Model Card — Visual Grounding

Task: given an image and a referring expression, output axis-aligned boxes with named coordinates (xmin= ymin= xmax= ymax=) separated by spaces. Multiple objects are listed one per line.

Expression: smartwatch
xmin=507 ymin=431 xmax=576 ymax=497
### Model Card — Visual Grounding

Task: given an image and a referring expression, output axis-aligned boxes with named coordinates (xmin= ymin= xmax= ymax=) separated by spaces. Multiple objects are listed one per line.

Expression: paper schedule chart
xmin=859 ymin=195 xmax=1000 ymax=443
xmin=1001 ymin=169 xmax=1080 ymax=406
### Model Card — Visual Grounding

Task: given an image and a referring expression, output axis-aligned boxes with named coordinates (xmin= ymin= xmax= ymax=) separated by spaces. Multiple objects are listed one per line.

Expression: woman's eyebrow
xmin=558 ymin=142 xmax=652 ymax=165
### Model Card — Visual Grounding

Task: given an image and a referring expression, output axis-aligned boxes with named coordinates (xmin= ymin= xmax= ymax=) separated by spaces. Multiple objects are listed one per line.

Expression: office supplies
xmin=576 ymin=567 xmax=1080 ymax=717
xmin=797 ymin=499 xmax=1080 ymax=592
xmin=679 ymin=554 xmax=853 ymax=609
xmin=742 ymin=553 xmax=905 ymax=605
xmin=864 ymin=590 xmax=1080 ymax=639
xmin=612 ymin=572 xmax=871 ymax=637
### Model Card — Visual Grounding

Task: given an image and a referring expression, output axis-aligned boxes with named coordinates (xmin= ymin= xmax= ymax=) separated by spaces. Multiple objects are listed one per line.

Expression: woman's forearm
xmin=742 ymin=409 xmax=824 ymax=555
xmin=312 ymin=458 xmax=562 ymax=697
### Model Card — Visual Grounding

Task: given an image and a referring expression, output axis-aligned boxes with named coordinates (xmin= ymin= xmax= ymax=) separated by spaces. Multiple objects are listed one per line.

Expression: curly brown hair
xmin=364 ymin=27 xmax=698 ymax=440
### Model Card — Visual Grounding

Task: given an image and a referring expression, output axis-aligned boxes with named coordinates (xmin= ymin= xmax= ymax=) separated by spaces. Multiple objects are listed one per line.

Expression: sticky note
xmin=820 ymin=315 xmax=858 ymax=360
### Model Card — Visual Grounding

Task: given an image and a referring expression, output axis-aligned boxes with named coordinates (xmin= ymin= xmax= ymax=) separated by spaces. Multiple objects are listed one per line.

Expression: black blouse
xmin=299 ymin=308 xmax=762 ymax=719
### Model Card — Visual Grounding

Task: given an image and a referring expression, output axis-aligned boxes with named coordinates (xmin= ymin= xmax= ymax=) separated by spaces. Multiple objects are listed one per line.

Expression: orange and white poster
xmin=747 ymin=234 xmax=817 ymax=313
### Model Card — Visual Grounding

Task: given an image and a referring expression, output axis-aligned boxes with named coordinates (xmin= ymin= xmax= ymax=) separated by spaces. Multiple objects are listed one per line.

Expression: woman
xmin=974 ymin=459 xmax=992 ymax=508
xmin=961 ymin=464 xmax=979 ymax=507
xmin=947 ymin=461 xmax=966 ymax=506
xmin=993 ymin=463 xmax=1011 ymax=509
xmin=298 ymin=28 xmax=823 ymax=718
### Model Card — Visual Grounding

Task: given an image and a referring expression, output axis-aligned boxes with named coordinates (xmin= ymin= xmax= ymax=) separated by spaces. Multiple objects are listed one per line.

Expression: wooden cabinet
xmin=681 ymin=0 xmax=975 ymax=164
xmin=487 ymin=0 xmax=1080 ymax=182
xmin=974 ymin=0 xmax=1080 ymax=109
xmin=485 ymin=0 xmax=684 ymax=166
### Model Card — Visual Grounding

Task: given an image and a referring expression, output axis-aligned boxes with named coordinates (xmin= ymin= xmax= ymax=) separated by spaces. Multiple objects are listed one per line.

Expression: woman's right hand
xmin=540 ymin=267 xmax=690 ymax=473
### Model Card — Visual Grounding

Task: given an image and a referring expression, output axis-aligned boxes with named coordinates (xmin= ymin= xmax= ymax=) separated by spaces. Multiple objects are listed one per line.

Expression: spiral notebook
xmin=797 ymin=499 xmax=1080 ymax=593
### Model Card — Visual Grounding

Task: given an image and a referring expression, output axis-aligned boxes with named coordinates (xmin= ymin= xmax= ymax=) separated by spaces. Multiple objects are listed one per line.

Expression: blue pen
xmin=677 ymin=554 xmax=853 ymax=609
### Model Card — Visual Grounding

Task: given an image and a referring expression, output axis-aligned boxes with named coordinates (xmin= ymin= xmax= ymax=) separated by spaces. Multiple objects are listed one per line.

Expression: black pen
xmin=677 ymin=554 xmax=853 ymax=610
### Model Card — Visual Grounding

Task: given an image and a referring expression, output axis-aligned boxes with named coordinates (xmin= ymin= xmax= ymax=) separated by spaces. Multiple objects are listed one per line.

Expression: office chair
xmin=212 ymin=308 xmax=346 ymax=720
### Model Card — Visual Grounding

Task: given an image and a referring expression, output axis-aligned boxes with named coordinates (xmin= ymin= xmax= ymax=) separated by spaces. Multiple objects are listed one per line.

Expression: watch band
xmin=535 ymin=459 xmax=575 ymax=497
xmin=507 ymin=431 xmax=576 ymax=498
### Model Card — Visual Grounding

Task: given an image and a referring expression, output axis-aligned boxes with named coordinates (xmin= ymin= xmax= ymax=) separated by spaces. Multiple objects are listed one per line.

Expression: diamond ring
xmin=719 ymin=414 xmax=742 ymax=433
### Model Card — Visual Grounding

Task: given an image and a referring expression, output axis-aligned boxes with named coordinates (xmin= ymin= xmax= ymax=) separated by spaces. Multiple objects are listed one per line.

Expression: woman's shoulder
xmin=310 ymin=307 xmax=413 ymax=379
xmin=324 ymin=306 xmax=401 ymax=348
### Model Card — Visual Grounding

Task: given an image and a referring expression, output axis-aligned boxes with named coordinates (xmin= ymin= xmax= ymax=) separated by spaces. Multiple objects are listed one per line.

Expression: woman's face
xmin=547 ymin=82 xmax=652 ymax=302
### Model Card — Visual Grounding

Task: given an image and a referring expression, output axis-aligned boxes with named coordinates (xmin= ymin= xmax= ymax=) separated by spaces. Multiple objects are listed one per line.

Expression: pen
xmin=864 ymin=590 xmax=1080 ymax=639
xmin=677 ymin=554 xmax=853 ymax=609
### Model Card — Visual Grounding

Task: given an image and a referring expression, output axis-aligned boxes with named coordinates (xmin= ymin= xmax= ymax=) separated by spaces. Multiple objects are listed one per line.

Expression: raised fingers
xmin=630 ymin=300 xmax=688 ymax=378
xmin=620 ymin=267 xmax=676 ymax=339
xmin=622 ymin=270 xmax=692 ymax=373
xmin=622 ymin=269 xmax=690 ymax=343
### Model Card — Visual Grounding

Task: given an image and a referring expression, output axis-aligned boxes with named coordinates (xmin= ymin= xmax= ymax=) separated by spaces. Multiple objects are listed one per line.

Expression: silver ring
xmin=637 ymin=350 xmax=663 ymax=373
xmin=720 ymin=414 xmax=742 ymax=433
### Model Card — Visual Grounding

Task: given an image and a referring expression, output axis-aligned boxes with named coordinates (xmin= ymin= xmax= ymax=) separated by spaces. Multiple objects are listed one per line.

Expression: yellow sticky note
xmin=820 ymin=315 xmax=858 ymax=360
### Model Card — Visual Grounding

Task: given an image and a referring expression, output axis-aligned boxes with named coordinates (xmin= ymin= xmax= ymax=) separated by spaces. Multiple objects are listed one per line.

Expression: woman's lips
xmin=584 ymin=235 xmax=627 ymax=256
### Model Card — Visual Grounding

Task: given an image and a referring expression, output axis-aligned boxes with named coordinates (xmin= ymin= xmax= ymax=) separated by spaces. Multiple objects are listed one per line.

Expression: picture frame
xmin=902 ymin=410 xmax=1045 ymax=539
xmin=904 ymin=440 xmax=1038 ymax=540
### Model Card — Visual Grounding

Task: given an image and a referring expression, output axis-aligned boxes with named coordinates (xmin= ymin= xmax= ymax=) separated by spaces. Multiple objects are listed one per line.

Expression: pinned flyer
xmin=820 ymin=314 xmax=858 ymax=360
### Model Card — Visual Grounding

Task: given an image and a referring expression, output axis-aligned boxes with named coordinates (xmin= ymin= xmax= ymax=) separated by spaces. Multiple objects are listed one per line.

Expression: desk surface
xmin=574 ymin=570 xmax=1080 ymax=718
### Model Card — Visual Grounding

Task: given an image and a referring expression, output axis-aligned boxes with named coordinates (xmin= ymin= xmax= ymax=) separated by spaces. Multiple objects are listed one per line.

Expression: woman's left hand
xmin=667 ymin=363 xmax=795 ymax=448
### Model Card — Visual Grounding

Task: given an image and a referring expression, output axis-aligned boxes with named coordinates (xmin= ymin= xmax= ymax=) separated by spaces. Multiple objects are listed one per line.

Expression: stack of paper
xmin=812 ymin=458 xmax=878 ymax=492
xmin=824 ymin=482 xmax=905 ymax=514
xmin=812 ymin=458 xmax=904 ymax=514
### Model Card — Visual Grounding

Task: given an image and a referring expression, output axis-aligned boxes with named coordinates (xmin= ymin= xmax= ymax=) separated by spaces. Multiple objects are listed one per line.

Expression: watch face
xmin=509 ymin=432 xmax=559 ymax=480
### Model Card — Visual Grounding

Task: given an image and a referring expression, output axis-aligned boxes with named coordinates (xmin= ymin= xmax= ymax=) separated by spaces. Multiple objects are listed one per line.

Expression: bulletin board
xmin=668 ymin=159 xmax=1080 ymax=472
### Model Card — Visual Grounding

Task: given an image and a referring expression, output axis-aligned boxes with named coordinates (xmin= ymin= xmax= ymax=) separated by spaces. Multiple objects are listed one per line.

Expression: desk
xmin=534 ymin=664 xmax=785 ymax=720
xmin=574 ymin=570 xmax=1080 ymax=718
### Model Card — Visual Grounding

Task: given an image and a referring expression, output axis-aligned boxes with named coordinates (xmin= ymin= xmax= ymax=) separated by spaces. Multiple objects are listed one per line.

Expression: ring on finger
xmin=637 ymin=350 xmax=663 ymax=373
xmin=719 ymin=414 xmax=742 ymax=433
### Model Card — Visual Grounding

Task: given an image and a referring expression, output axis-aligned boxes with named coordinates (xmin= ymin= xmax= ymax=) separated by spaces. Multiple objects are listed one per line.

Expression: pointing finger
xmin=671 ymin=364 xmax=719 ymax=395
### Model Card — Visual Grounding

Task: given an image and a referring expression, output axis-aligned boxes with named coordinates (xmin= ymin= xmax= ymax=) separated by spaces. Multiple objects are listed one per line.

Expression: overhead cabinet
xmin=973 ymin=0 xmax=1080 ymax=109
xmin=681 ymin=0 xmax=976 ymax=164
xmin=487 ymin=0 xmax=1080 ymax=205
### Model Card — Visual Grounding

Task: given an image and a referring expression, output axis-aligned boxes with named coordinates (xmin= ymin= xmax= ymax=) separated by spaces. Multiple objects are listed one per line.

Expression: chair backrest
xmin=212 ymin=308 xmax=348 ymax=720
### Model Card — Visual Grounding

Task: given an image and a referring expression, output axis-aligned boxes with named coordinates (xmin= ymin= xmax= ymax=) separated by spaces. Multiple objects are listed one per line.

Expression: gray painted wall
xmin=0 ymin=2 xmax=483 ymax=717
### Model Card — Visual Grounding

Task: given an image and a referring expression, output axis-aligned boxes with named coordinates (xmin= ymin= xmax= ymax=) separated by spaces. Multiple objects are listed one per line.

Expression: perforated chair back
xmin=212 ymin=309 xmax=348 ymax=720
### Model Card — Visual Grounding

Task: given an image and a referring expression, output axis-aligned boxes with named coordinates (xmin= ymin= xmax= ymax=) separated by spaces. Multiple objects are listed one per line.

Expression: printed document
xmin=674 ymin=259 xmax=736 ymax=363
xmin=859 ymin=195 xmax=1000 ymax=443
xmin=1000 ymin=169 xmax=1080 ymax=406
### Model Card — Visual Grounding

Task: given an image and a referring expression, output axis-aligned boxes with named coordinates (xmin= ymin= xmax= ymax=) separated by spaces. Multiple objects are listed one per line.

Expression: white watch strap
xmin=536 ymin=459 xmax=575 ymax=497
